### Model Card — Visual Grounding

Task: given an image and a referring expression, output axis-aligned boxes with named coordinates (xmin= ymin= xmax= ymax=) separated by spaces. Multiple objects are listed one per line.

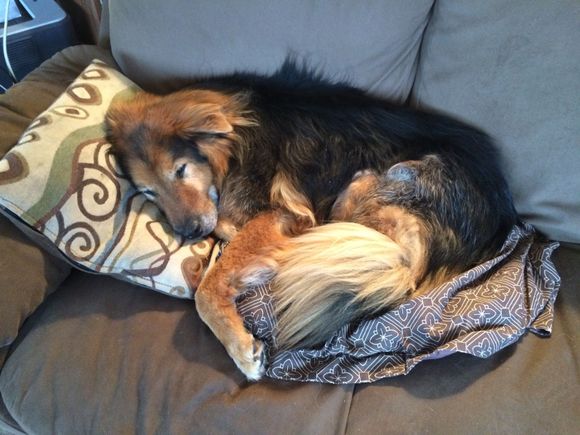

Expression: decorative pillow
xmin=0 ymin=60 xmax=214 ymax=299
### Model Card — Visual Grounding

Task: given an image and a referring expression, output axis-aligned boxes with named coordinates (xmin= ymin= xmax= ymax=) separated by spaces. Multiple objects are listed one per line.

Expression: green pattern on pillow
xmin=0 ymin=60 xmax=215 ymax=298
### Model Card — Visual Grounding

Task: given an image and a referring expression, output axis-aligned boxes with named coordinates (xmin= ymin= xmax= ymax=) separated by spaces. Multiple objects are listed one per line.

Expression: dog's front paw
xmin=229 ymin=333 xmax=267 ymax=381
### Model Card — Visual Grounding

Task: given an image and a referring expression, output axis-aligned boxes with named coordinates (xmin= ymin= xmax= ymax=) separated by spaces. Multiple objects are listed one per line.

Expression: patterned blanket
xmin=237 ymin=224 xmax=560 ymax=383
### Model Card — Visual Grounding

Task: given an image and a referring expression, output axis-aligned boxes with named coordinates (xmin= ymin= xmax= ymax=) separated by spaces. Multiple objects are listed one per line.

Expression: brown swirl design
xmin=125 ymin=220 xmax=182 ymax=278
xmin=76 ymin=173 xmax=119 ymax=221
xmin=36 ymin=139 xmax=121 ymax=228
xmin=51 ymin=105 xmax=89 ymax=119
xmin=25 ymin=115 xmax=51 ymax=132
xmin=0 ymin=152 xmax=29 ymax=184
xmin=181 ymin=256 xmax=205 ymax=290
xmin=54 ymin=212 xmax=100 ymax=261
xmin=96 ymin=191 xmax=143 ymax=268
xmin=17 ymin=131 xmax=40 ymax=146
xmin=75 ymin=142 xmax=121 ymax=222
xmin=191 ymin=238 xmax=213 ymax=254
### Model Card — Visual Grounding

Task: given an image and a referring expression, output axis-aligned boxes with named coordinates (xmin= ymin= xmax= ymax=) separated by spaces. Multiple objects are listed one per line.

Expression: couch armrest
xmin=0 ymin=45 xmax=117 ymax=360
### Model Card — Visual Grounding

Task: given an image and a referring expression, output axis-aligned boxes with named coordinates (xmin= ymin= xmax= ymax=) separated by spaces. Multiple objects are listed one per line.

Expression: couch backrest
xmin=100 ymin=0 xmax=433 ymax=99
xmin=412 ymin=0 xmax=580 ymax=243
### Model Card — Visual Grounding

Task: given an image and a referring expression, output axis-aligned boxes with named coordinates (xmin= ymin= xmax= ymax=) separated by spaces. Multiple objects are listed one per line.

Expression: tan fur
xmin=195 ymin=212 xmax=289 ymax=380
xmin=106 ymin=89 xmax=257 ymax=188
xmin=265 ymin=213 xmax=429 ymax=349
xmin=270 ymin=172 xmax=316 ymax=229
xmin=117 ymin=148 xmax=218 ymax=236
xmin=416 ymin=267 xmax=455 ymax=297
xmin=366 ymin=205 xmax=429 ymax=281
xmin=330 ymin=169 xmax=379 ymax=222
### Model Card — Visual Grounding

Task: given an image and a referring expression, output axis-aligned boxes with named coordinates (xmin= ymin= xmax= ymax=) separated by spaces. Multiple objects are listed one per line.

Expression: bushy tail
xmin=267 ymin=222 xmax=424 ymax=349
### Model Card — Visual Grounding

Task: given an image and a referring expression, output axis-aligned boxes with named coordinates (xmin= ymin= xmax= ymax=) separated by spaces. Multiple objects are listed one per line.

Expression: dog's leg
xmin=194 ymin=212 xmax=287 ymax=380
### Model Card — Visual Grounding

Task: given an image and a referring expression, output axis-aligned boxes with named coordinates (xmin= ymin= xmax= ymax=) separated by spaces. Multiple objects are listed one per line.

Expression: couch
xmin=1 ymin=1 xmax=578 ymax=433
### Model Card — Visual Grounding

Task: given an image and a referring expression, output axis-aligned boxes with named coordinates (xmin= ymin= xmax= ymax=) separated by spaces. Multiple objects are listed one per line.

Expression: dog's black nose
xmin=178 ymin=219 xmax=203 ymax=240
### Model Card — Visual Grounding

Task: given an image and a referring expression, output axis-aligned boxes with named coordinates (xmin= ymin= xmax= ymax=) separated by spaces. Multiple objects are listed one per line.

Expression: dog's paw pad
xmin=230 ymin=334 xmax=267 ymax=381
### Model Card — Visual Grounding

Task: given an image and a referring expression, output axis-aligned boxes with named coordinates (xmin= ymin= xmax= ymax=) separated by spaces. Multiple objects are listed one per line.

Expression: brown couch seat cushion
xmin=0 ymin=271 xmax=353 ymax=434
xmin=346 ymin=244 xmax=580 ymax=433
xmin=1 ymin=246 xmax=578 ymax=433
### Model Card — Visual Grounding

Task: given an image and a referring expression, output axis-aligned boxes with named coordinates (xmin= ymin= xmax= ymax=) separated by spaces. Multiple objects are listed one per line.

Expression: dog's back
xmin=194 ymin=62 xmax=517 ymax=253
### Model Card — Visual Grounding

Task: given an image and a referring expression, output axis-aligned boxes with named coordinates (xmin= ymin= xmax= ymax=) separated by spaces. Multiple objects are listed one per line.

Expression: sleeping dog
xmin=105 ymin=62 xmax=517 ymax=380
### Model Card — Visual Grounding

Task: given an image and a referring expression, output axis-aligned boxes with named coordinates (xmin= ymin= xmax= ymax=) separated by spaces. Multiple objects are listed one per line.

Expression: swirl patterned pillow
xmin=0 ymin=60 xmax=214 ymax=298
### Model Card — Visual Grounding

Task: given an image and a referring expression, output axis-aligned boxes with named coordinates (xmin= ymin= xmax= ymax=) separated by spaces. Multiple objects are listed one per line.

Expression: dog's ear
xmin=104 ymin=101 xmax=128 ymax=141
xmin=173 ymin=102 xmax=236 ymax=185
xmin=175 ymin=103 xmax=233 ymax=137
xmin=105 ymin=93 xmax=162 ymax=148
xmin=105 ymin=101 xmax=135 ymax=156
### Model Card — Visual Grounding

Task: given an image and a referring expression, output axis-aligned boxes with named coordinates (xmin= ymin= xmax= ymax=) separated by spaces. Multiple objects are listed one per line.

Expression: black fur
xmin=185 ymin=61 xmax=517 ymax=269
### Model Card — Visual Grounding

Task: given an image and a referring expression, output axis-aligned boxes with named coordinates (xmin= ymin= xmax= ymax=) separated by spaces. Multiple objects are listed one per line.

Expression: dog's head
xmin=105 ymin=89 xmax=254 ymax=239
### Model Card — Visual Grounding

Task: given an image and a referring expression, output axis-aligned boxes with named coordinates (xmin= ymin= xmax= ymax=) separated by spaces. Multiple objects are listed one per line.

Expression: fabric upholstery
xmin=107 ymin=0 xmax=434 ymax=96
xmin=1 ymin=246 xmax=578 ymax=433
xmin=0 ymin=271 xmax=353 ymax=435
xmin=0 ymin=392 xmax=23 ymax=435
xmin=412 ymin=0 xmax=580 ymax=243
xmin=345 ymin=244 xmax=580 ymax=434
xmin=0 ymin=216 xmax=70 ymax=348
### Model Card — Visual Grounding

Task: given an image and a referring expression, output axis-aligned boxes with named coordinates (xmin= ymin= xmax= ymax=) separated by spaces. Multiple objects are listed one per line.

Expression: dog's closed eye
xmin=175 ymin=163 xmax=187 ymax=180
xmin=139 ymin=188 xmax=157 ymax=200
